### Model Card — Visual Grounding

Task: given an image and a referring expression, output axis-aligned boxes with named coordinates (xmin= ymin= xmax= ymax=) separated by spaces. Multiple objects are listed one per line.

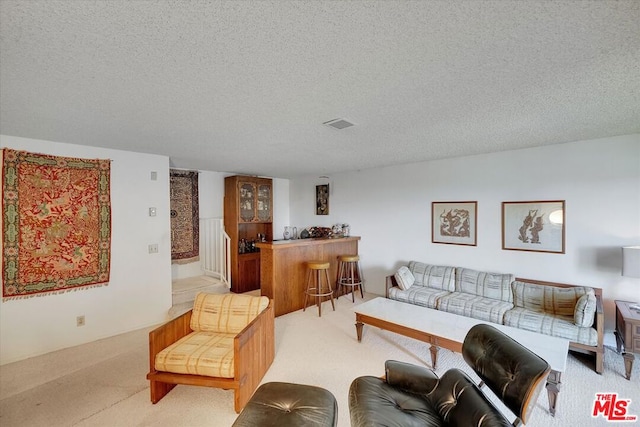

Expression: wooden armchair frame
xmin=146 ymin=299 xmax=275 ymax=413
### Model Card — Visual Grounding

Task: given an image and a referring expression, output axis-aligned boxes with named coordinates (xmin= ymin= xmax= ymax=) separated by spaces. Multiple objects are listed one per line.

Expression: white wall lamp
xmin=622 ymin=246 xmax=640 ymax=311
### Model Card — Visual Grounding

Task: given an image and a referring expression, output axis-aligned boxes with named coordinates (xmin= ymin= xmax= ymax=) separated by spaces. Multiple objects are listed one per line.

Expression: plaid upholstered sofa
xmin=386 ymin=261 xmax=604 ymax=373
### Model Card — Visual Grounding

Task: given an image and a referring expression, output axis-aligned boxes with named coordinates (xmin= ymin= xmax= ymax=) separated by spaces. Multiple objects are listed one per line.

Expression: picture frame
xmin=502 ymin=200 xmax=565 ymax=253
xmin=432 ymin=201 xmax=477 ymax=246
xmin=316 ymin=184 xmax=329 ymax=215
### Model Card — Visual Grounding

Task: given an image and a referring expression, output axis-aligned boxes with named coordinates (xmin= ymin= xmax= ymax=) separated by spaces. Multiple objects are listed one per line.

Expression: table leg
xmin=429 ymin=345 xmax=439 ymax=370
xmin=546 ymin=370 xmax=562 ymax=417
xmin=355 ymin=322 xmax=363 ymax=342
xmin=614 ymin=331 xmax=623 ymax=354
xmin=623 ymin=352 xmax=634 ymax=380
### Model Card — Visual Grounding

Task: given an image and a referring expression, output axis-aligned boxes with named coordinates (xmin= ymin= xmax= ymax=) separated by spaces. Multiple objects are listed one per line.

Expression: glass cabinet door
xmin=239 ymin=182 xmax=256 ymax=222
xmin=257 ymin=184 xmax=272 ymax=222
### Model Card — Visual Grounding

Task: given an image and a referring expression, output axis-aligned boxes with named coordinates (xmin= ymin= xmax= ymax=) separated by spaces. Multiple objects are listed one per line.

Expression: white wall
xmin=0 ymin=135 xmax=173 ymax=364
xmin=289 ymin=134 xmax=640 ymax=341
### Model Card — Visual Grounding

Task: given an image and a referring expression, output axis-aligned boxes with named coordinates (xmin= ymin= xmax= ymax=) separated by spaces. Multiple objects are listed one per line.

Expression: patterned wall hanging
xmin=170 ymin=170 xmax=199 ymax=264
xmin=2 ymin=148 xmax=111 ymax=300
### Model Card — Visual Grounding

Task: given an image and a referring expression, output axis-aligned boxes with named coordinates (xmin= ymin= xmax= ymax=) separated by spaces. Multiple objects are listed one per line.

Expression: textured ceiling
xmin=1 ymin=1 xmax=639 ymax=178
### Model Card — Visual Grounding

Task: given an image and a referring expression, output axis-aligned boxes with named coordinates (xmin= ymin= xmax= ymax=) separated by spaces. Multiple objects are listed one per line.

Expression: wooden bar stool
xmin=303 ymin=261 xmax=335 ymax=317
xmin=336 ymin=255 xmax=364 ymax=302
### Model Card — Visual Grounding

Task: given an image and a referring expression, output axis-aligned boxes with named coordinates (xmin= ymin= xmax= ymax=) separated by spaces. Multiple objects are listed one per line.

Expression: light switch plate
xmin=149 ymin=207 xmax=157 ymax=217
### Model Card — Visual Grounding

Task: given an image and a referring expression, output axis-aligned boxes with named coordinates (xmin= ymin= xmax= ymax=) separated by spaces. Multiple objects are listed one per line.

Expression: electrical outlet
xmin=76 ymin=315 xmax=85 ymax=327
xmin=148 ymin=244 xmax=159 ymax=254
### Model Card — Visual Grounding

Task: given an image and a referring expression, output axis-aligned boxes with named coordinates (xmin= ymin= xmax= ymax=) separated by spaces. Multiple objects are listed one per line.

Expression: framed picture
xmin=502 ymin=200 xmax=565 ymax=253
xmin=432 ymin=201 xmax=477 ymax=246
xmin=316 ymin=184 xmax=329 ymax=215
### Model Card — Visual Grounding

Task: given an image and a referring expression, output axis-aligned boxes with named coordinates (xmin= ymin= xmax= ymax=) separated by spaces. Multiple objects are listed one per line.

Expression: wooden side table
xmin=614 ymin=300 xmax=640 ymax=380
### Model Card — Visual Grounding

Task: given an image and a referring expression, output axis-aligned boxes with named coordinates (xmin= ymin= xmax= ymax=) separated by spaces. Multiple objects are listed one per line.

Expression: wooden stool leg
xmin=316 ymin=270 xmax=322 ymax=316
xmin=303 ymin=269 xmax=312 ymax=312
xmin=349 ymin=262 xmax=356 ymax=302
xmin=325 ymin=269 xmax=335 ymax=311
xmin=336 ymin=260 xmax=344 ymax=298
xmin=357 ymin=261 xmax=364 ymax=297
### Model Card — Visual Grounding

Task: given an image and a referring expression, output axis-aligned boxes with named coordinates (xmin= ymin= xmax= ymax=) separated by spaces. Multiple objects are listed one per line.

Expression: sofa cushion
xmin=155 ymin=331 xmax=235 ymax=378
xmin=455 ymin=268 xmax=514 ymax=303
xmin=388 ymin=286 xmax=449 ymax=310
xmin=190 ymin=293 xmax=269 ymax=334
xmin=574 ymin=292 xmax=597 ymax=327
xmin=503 ymin=308 xmax=598 ymax=346
xmin=437 ymin=293 xmax=513 ymax=324
xmin=394 ymin=266 xmax=415 ymax=291
xmin=511 ymin=281 xmax=595 ymax=317
xmin=408 ymin=261 xmax=455 ymax=291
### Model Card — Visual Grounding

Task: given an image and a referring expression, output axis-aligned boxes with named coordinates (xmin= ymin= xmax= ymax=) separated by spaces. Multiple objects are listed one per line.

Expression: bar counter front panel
xmin=256 ymin=236 xmax=360 ymax=317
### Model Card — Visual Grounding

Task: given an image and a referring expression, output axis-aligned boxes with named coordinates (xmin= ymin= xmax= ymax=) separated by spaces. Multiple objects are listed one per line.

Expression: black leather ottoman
xmin=232 ymin=382 xmax=338 ymax=427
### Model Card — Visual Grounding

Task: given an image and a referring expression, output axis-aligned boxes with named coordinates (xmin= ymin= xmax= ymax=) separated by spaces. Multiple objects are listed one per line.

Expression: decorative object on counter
xmin=332 ymin=224 xmax=342 ymax=238
xmin=283 ymin=226 xmax=292 ymax=240
xmin=308 ymin=226 xmax=332 ymax=238
xmin=502 ymin=200 xmax=565 ymax=253
xmin=432 ymin=201 xmax=477 ymax=246
xmin=316 ymin=184 xmax=329 ymax=215
xmin=299 ymin=228 xmax=310 ymax=239
xmin=343 ymin=224 xmax=350 ymax=237
xmin=292 ymin=227 xmax=298 ymax=239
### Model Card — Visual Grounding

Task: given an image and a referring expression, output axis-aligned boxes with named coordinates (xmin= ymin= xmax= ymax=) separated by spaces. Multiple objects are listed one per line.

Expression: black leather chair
xmin=348 ymin=324 xmax=551 ymax=426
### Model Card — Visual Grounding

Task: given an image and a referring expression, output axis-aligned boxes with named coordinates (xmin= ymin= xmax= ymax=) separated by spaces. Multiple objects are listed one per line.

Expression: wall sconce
xmin=622 ymin=246 xmax=640 ymax=311
xmin=622 ymin=246 xmax=640 ymax=278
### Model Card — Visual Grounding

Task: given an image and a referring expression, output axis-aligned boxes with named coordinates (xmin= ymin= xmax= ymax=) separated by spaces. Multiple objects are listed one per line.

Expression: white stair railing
xmin=200 ymin=218 xmax=231 ymax=287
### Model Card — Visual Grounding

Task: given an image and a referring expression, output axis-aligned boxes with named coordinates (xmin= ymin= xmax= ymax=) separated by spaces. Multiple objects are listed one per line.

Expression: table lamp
xmin=622 ymin=246 xmax=640 ymax=311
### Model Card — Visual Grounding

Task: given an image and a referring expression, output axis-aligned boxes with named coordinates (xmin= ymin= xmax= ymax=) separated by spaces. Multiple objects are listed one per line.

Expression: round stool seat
xmin=303 ymin=261 xmax=334 ymax=316
xmin=307 ymin=261 xmax=330 ymax=270
xmin=336 ymin=254 xmax=364 ymax=302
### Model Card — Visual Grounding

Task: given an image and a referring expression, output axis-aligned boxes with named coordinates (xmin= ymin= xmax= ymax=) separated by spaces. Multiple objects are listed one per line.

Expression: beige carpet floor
xmin=1 ymin=293 xmax=638 ymax=426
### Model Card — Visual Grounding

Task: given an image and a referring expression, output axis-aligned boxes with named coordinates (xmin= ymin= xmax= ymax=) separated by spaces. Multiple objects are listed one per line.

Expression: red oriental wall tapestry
xmin=2 ymin=149 xmax=111 ymax=300
xmin=170 ymin=170 xmax=199 ymax=264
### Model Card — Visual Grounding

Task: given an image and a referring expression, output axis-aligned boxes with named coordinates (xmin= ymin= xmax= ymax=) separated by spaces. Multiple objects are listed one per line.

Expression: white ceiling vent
xmin=323 ymin=118 xmax=354 ymax=130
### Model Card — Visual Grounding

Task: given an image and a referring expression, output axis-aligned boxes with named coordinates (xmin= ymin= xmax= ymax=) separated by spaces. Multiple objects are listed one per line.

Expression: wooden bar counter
xmin=256 ymin=236 xmax=360 ymax=317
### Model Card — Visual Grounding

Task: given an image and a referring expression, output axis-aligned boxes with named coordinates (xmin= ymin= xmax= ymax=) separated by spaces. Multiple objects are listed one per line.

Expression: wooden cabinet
xmin=224 ymin=175 xmax=273 ymax=293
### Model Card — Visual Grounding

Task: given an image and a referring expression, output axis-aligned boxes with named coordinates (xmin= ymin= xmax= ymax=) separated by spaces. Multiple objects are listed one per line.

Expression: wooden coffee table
xmin=354 ymin=297 xmax=569 ymax=417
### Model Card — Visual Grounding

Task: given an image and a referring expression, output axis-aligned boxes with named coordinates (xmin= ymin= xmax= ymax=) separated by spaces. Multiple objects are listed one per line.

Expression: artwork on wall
xmin=2 ymin=148 xmax=111 ymax=300
xmin=316 ymin=184 xmax=329 ymax=215
xmin=170 ymin=170 xmax=199 ymax=264
xmin=432 ymin=201 xmax=477 ymax=246
xmin=502 ymin=200 xmax=565 ymax=253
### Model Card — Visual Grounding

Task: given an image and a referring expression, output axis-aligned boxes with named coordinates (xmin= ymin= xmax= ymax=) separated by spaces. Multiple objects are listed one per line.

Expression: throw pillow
xmin=574 ymin=292 xmax=597 ymax=327
xmin=395 ymin=266 xmax=415 ymax=291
